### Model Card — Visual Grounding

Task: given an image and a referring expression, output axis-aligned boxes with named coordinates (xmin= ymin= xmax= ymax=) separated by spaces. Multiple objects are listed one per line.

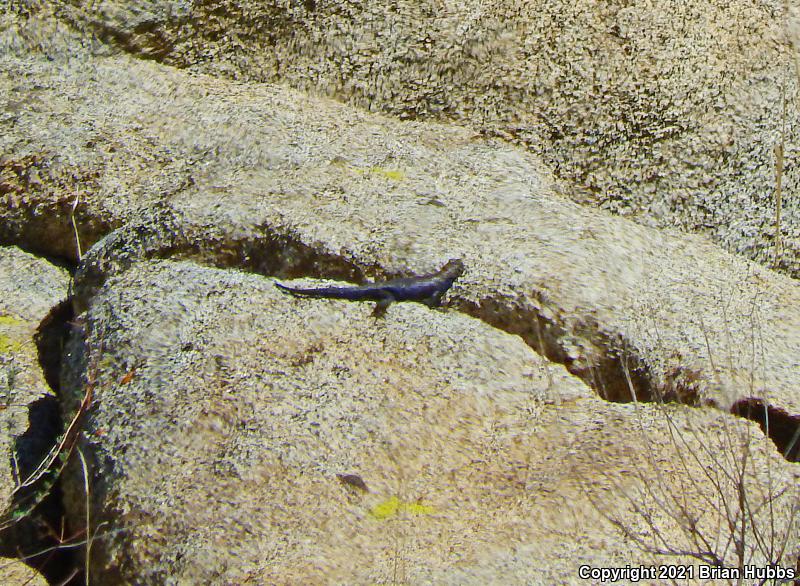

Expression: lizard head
xmin=443 ymin=258 xmax=465 ymax=277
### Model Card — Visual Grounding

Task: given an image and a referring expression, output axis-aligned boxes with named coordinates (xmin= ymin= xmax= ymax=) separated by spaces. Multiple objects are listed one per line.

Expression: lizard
xmin=275 ymin=258 xmax=465 ymax=316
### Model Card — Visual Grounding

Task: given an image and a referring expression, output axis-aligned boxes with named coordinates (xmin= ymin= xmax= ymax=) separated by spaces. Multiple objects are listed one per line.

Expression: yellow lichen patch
xmin=0 ymin=315 xmax=28 ymax=355
xmin=0 ymin=333 xmax=23 ymax=355
xmin=369 ymin=496 xmax=401 ymax=520
xmin=368 ymin=496 xmax=435 ymax=520
xmin=403 ymin=501 xmax=435 ymax=516
xmin=0 ymin=315 xmax=23 ymax=327
xmin=352 ymin=166 xmax=405 ymax=181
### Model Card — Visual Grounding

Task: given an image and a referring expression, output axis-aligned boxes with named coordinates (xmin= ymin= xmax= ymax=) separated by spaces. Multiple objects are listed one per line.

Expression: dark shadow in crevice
xmin=35 ymin=301 xmax=75 ymax=395
xmin=72 ymin=205 xmax=701 ymax=411
xmin=88 ymin=19 xmax=175 ymax=61
xmin=3 ymin=396 xmax=81 ymax=585
xmin=460 ymin=292 xmax=800 ymax=468
xmin=70 ymin=203 xmax=392 ymax=315
xmin=0 ymin=238 xmax=80 ymax=279
xmin=0 ymin=152 xmax=117 ymax=266
xmin=68 ymin=206 xmax=798 ymax=471
xmin=457 ymin=295 xmax=800 ymax=466
xmin=731 ymin=398 xmax=800 ymax=462
xmin=455 ymin=295 xmax=699 ymax=406
xmin=0 ymin=300 xmax=83 ymax=584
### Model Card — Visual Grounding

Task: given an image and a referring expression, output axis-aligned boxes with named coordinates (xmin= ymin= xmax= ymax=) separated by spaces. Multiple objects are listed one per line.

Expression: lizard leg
xmin=371 ymin=292 xmax=395 ymax=318
xmin=421 ymin=290 xmax=444 ymax=308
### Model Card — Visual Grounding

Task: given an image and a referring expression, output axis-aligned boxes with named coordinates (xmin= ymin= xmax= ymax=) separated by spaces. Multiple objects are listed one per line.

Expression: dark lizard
xmin=275 ymin=259 xmax=465 ymax=316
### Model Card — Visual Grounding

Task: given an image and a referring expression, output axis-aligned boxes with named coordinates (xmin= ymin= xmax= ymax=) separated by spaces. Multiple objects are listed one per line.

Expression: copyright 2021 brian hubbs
xmin=578 ymin=563 xmax=796 ymax=583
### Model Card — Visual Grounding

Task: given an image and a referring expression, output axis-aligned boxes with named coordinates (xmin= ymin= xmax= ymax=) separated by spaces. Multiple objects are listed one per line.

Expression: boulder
xmin=0 ymin=246 xmax=70 ymax=515
xmin=38 ymin=0 xmax=800 ymax=275
xmin=1 ymin=26 xmax=798 ymax=436
xmin=0 ymin=247 xmax=71 ymax=578
xmin=2 ymin=11 xmax=800 ymax=582
xmin=0 ymin=557 xmax=47 ymax=586
xmin=63 ymin=259 xmax=800 ymax=583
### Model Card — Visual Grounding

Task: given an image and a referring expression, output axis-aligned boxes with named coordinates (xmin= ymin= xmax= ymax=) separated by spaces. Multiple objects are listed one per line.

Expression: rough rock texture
xmin=3 ymin=8 xmax=800 ymax=583
xmin=42 ymin=0 xmax=800 ymax=276
xmin=0 ymin=557 xmax=48 ymax=586
xmin=0 ymin=7 xmax=185 ymax=262
xmin=3 ymin=34 xmax=795 ymax=418
xmin=0 ymin=247 xmax=71 ymax=580
xmin=62 ymin=260 xmax=800 ymax=584
xmin=0 ymin=246 xmax=70 ymax=513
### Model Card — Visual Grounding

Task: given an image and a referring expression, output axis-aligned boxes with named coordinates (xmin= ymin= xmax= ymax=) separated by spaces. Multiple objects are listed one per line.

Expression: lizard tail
xmin=275 ymin=282 xmax=332 ymax=297
xmin=275 ymin=282 xmax=303 ymax=295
